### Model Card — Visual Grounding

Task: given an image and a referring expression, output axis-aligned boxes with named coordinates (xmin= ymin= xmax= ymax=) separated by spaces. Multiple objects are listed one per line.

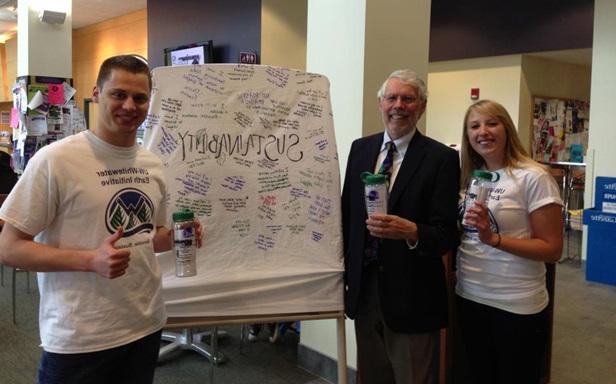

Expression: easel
xmin=161 ymin=310 xmax=348 ymax=384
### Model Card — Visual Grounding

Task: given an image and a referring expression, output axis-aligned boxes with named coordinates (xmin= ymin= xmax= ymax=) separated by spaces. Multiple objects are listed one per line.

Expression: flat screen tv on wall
xmin=164 ymin=40 xmax=214 ymax=66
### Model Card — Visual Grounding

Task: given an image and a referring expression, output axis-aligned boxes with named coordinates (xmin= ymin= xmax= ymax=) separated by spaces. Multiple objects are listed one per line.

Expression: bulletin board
xmin=143 ymin=64 xmax=344 ymax=318
xmin=9 ymin=76 xmax=85 ymax=173
xmin=532 ymin=96 xmax=590 ymax=163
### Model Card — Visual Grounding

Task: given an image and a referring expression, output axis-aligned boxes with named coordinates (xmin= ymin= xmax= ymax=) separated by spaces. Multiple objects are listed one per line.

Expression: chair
xmin=159 ymin=327 xmax=225 ymax=364
xmin=159 ymin=326 xmax=225 ymax=384
xmin=564 ymin=171 xmax=585 ymax=262
xmin=547 ymin=165 xmax=585 ymax=263
xmin=11 ymin=267 xmax=32 ymax=324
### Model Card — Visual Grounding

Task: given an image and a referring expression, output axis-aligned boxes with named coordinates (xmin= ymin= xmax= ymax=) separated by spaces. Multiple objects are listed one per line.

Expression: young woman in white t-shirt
xmin=456 ymin=99 xmax=563 ymax=384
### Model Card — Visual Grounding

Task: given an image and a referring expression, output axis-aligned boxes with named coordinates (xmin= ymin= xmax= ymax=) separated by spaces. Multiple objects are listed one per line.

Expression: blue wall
xmin=147 ymin=0 xmax=261 ymax=68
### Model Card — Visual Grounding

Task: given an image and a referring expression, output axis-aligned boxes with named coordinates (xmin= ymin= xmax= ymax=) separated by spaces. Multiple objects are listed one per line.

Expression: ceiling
xmin=0 ymin=0 xmax=146 ymax=40
xmin=0 ymin=0 xmax=593 ymax=67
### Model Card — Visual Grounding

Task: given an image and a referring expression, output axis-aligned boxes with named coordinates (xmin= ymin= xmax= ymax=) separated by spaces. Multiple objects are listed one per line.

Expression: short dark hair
xmin=95 ymin=54 xmax=152 ymax=91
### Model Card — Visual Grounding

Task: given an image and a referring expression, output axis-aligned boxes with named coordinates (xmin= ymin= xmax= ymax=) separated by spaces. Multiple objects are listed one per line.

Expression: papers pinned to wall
xmin=9 ymin=78 xmax=84 ymax=173
xmin=532 ymin=97 xmax=590 ymax=163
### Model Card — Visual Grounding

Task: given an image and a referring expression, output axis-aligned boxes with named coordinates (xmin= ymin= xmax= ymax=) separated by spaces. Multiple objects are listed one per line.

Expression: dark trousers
xmin=455 ymin=295 xmax=548 ymax=384
xmin=37 ymin=329 xmax=162 ymax=384
xmin=355 ymin=264 xmax=439 ymax=384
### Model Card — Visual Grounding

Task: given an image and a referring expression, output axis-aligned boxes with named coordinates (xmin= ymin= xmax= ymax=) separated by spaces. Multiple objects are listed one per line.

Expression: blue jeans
xmin=37 ymin=329 xmax=162 ymax=384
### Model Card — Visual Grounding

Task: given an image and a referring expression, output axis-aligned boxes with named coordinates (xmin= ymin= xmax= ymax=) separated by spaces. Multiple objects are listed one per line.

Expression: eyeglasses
xmin=382 ymin=94 xmax=419 ymax=105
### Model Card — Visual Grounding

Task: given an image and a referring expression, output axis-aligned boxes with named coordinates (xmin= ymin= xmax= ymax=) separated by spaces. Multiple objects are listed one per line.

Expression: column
xmin=302 ymin=0 xmax=432 ymax=374
xmin=11 ymin=0 xmax=72 ymax=172
xmin=583 ymin=0 xmax=616 ymax=260
xmin=17 ymin=0 xmax=72 ymax=78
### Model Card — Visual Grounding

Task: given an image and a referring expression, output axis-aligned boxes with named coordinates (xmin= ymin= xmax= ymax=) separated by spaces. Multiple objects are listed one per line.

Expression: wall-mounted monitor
xmin=164 ymin=40 xmax=214 ymax=66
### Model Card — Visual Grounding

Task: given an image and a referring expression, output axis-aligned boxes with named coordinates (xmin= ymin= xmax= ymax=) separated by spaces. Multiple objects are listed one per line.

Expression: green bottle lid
xmin=361 ymin=172 xmax=387 ymax=185
xmin=173 ymin=209 xmax=194 ymax=222
xmin=472 ymin=170 xmax=493 ymax=181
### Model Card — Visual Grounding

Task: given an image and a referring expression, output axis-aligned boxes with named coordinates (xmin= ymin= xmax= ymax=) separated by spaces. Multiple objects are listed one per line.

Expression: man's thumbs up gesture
xmin=90 ymin=227 xmax=131 ymax=279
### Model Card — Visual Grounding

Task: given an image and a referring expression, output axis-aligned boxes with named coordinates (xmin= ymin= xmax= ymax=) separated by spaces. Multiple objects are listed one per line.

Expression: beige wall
xmin=0 ymin=43 xmax=6 ymax=101
xmin=1 ymin=37 xmax=17 ymax=102
xmin=426 ymin=55 xmax=523 ymax=147
xmin=261 ymin=0 xmax=307 ymax=71
xmin=427 ymin=54 xmax=592 ymax=153
xmin=72 ymin=9 xmax=147 ymax=110
xmin=0 ymin=38 xmax=16 ymax=143
xmin=521 ymin=56 xmax=592 ymax=101
xmin=363 ymin=0 xmax=431 ymax=136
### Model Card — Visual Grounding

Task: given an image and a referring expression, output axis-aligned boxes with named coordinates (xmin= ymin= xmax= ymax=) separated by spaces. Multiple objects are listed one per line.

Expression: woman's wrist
xmin=491 ymin=233 xmax=501 ymax=248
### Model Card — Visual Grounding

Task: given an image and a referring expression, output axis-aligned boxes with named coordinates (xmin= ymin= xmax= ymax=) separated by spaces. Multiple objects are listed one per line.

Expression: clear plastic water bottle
xmin=361 ymin=172 xmax=388 ymax=215
xmin=173 ymin=209 xmax=197 ymax=277
xmin=462 ymin=170 xmax=493 ymax=227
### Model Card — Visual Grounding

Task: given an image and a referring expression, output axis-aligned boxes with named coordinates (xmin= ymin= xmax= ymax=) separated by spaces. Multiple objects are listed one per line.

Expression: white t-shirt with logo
xmin=0 ymin=130 xmax=168 ymax=353
xmin=456 ymin=165 xmax=562 ymax=315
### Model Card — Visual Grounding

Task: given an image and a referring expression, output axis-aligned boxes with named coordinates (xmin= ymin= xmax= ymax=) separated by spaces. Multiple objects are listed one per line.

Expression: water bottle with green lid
xmin=462 ymin=170 xmax=494 ymax=228
xmin=361 ymin=172 xmax=388 ymax=216
xmin=173 ymin=209 xmax=197 ymax=277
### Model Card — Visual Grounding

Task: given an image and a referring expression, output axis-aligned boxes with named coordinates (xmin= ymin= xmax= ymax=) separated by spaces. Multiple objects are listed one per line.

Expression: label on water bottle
xmin=175 ymin=227 xmax=195 ymax=244
xmin=462 ymin=184 xmax=482 ymax=227
xmin=173 ymin=212 xmax=197 ymax=277
xmin=175 ymin=242 xmax=195 ymax=262
xmin=365 ymin=184 xmax=388 ymax=215
xmin=174 ymin=235 xmax=197 ymax=277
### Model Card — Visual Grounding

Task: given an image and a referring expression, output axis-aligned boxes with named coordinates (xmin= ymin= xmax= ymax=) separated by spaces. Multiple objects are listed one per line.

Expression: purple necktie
xmin=378 ymin=141 xmax=397 ymax=184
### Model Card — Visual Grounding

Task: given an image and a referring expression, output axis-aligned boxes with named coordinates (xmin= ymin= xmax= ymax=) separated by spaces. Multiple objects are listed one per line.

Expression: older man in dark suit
xmin=342 ymin=69 xmax=460 ymax=384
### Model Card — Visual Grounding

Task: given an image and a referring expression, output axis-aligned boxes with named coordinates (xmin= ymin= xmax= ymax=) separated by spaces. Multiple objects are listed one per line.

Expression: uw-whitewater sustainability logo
xmin=367 ymin=190 xmax=381 ymax=201
xmin=105 ymin=188 xmax=155 ymax=236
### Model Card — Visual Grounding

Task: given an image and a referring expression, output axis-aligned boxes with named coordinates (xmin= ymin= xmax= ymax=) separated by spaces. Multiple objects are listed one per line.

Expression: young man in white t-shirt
xmin=0 ymin=55 xmax=201 ymax=384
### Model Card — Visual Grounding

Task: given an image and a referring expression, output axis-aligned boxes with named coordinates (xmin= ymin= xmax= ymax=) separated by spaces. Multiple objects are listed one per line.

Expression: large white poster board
xmin=143 ymin=64 xmax=344 ymax=317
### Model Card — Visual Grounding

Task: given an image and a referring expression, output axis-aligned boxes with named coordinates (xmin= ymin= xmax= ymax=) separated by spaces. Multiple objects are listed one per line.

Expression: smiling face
xmin=378 ymin=78 xmax=426 ymax=140
xmin=92 ymin=68 xmax=150 ymax=147
xmin=465 ymin=110 xmax=507 ymax=170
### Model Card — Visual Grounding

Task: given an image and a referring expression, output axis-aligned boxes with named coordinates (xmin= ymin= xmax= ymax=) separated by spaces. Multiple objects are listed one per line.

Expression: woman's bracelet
xmin=492 ymin=233 xmax=501 ymax=248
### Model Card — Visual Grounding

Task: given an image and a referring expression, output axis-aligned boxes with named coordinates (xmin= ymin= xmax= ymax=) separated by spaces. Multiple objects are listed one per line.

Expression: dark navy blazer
xmin=342 ymin=130 xmax=460 ymax=333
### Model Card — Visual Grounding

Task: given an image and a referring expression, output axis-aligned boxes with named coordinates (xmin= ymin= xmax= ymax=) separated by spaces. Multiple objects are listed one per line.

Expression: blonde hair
xmin=460 ymin=99 xmax=544 ymax=187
